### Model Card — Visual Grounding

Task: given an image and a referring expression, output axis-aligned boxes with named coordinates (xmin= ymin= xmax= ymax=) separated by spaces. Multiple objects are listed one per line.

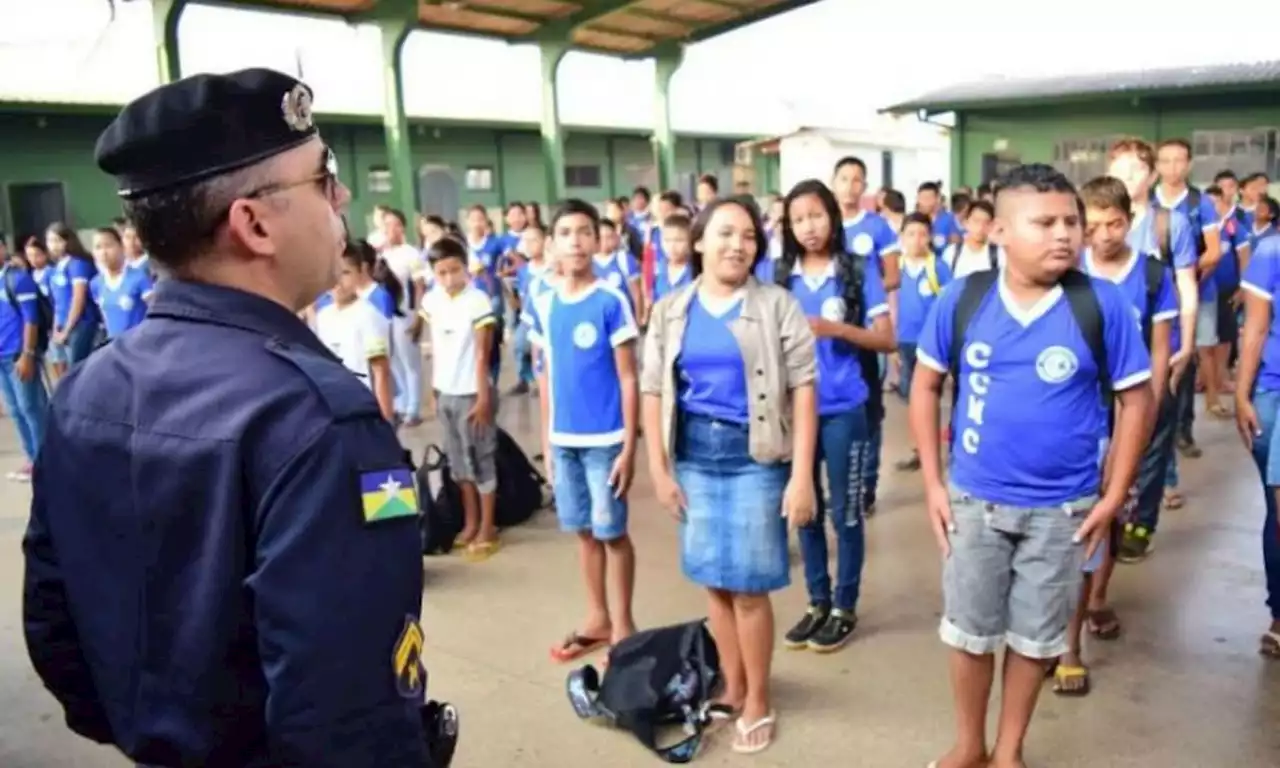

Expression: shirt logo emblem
xmin=933 ymin=234 xmax=946 ymax=248
xmin=118 ymin=295 xmax=134 ymax=311
xmin=918 ymin=278 xmax=935 ymax=297
xmin=820 ymin=296 xmax=845 ymax=322
xmin=851 ymin=232 xmax=874 ymax=256
xmin=608 ymin=272 xmax=623 ymax=287
xmin=1035 ymin=345 xmax=1079 ymax=384
xmin=572 ymin=321 xmax=599 ymax=349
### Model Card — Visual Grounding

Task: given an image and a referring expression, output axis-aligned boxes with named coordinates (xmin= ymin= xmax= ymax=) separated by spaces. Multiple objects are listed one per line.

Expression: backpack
xmin=948 ymin=269 xmax=1111 ymax=434
xmin=3 ymin=268 xmax=54 ymax=354
xmin=946 ymin=242 xmax=1000 ymax=274
xmin=1156 ymin=186 xmax=1207 ymax=255
xmin=566 ymin=620 xmax=723 ymax=763
xmin=493 ymin=427 xmax=550 ymax=528
xmin=1139 ymin=254 xmax=1168 ymax=350
xmin=417 ymin=444 xmax=464 ymax=555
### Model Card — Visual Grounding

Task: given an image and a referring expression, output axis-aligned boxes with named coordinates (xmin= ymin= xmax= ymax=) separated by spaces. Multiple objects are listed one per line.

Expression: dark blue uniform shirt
xmin=23 ymin=280 xmax=431 ymax=767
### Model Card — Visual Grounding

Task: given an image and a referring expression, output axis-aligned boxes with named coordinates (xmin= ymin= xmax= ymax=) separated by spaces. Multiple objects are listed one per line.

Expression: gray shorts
xmin=437 ymin=393 xmax=497 ymax=494
xmin=939 ymin=486 xmax=1094 ymax=660
xmin=1195 ymin=295 xmax=1219 ymax=348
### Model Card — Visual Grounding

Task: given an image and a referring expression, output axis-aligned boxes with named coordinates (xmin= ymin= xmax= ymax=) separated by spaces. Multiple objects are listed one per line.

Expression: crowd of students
xmin=5 ymin=131 xmax=1279 ymax=762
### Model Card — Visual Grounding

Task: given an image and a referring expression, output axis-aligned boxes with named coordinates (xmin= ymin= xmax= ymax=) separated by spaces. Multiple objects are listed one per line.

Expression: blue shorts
xmin=551 ymin=443 xmax=628 ymax=540
xmin=675 ymin=414 xmax=790 ymax=594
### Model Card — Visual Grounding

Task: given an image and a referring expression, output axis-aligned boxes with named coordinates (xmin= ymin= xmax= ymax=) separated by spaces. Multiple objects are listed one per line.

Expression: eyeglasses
xmin=243 ymin=146 xmax=340 ymax=203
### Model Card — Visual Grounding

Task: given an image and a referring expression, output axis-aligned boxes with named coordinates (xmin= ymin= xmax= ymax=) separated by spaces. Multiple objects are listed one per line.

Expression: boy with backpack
xmin=942 ymin=200 xmax=1001 ymax=278
xmin=1049 ymin=176 xmax=1177 ymax=697
xmin=910 ymin=165 xmax=1153 ymax=768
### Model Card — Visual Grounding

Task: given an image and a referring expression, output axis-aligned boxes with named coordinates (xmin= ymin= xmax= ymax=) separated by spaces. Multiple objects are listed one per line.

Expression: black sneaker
xmin=507 ymin=381 xmax=530 ymax=396
xmin=894 ymin=453 xmax=921 ymax=472
xmin=1117 ymin=523 xmax=1154 ymax=563
xmin=862 ymin=489 xmax=878 ymax=518
xmin=783 ymin=605 xmax=830 ymax=650
xmin=808 ymin=609 xmax=857 ymax=653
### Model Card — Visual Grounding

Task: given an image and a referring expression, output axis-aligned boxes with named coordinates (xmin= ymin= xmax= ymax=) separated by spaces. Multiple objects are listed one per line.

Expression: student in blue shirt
xmin=911 ymin=165 xmax=1153 ymax=768
xmin=22 ymin=237 xmax=53 ymax=300
xmin=893 ymin=213 xmax=953 ymax=472
xmin=528 ymin=199 xmax=640 ymax=665
xmin=45 ymin=223 xmax=100 ymax=378
xmin=833 ymin=157 xmax=901 ymax=291
xmin=650 ymin=214 xmax=694 ymax=306
xmin=465 ymin=205 xmax=506 ymax=383
xmin=771 ymin=180 xmax=894 ymax=654
xmin=1204 ymin=184 xmax=1253 ymax=419
xmin=90 ymin=227 xmax=153 ymax=339
xmin=0 ymin=247 xmax=47 ymax=482
xmin=1249 ymin=196 xmax=1278 ymax=250
xmin=641 ymin=195 xmax=817 ymax=754
xmin=1053 ymin=177 xmax=1178 ymax=696
xmin=917 ymin=181 xmax=962 ymax=256
xmin=1234 ymin=231 xmax=1280 ymax=660
xmin=592 ymin=219 xmax=642 ymax=315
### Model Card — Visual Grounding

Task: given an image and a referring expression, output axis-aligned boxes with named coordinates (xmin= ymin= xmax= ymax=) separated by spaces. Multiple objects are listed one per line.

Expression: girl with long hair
xmin=45 ymin=222 xmax=100 ymax=377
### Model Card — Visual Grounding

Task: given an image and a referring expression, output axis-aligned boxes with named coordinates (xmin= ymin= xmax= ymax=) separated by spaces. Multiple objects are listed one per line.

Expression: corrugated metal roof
xmin=882 ymin=60 xmax=1280 ymax=114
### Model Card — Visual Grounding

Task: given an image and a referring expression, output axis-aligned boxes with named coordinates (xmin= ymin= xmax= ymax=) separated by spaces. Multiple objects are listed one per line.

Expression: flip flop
xmin=464 ymin=540 xmax=500 ymax=562
xmin=1086 ymin=607 xmax=1122 ymax=640
xmin=731 ymin=712 xmax=776 ymax=755
xmin=1052 ymin=663 xmax=1091 ymax=696
xmin=549 ymin=632 xmax=609 ymax=664
xmin=1260 ymin=630 xmax=1280 ymax=658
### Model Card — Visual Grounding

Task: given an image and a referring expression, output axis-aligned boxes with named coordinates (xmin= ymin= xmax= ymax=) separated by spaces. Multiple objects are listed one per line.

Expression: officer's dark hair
xmin=689 ymin=194 xmax=767 ymax=278
xmin=993 ymin=164 xmax=1079 ymax=215
xmin=902 ymin=211 xmax=933 ymax=234
xmin=632 ymin=185 xmax=651 ymax=203
xmin=833 ymin=156 xmax=867 ymax=176
xmin=697 ymin=174 xmax=719 ymax=193
xmin=964 ymin=199 xmax=995 ymax=221
xmin=882 ymin=188 xmax=907 ymax=215
xmin=121 ymin=165 xmax=263 ymax=270
xmin=1079 ymin=176 xmax=1132 ymax=221
xmin=427 ymin=236 xmax=469 ymax=267
xmin=918 ymin=181 xmax=941 ymax=195
xmin=45 ymin=221 xmax=92 ymax=263
xmin=93 ymin=226 xmax=123 ymax=244
xmin=659 ymin=190 xmax=684 ymax=208
xmin=549 ymin=198 xmax=601 ymax=236
xmin=1265 ymin=196 xmax=1280 ymax=222
xmin=344 ymin=239 xmax=405 ymax=317
xmin=1213 ymin=169 xmax=1238 ymax=184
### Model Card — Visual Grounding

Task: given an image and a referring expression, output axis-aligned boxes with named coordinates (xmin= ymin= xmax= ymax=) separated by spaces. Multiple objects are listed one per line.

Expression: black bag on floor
xmin=565 ymin=620 xmax=723 ymax=763
xmin=494 ymin=427 xmax=549 ymax=528
xmin=418 ymin=444 xmax=464 ymax=555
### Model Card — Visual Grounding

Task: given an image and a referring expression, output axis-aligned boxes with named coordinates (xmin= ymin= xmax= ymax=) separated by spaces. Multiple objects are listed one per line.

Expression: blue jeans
xmin=551 ymin=443 xmax=628 ymax=541
xmin=799 ymin=406 xmax=870 ymax=611
xmin=1248 ymin=388 xmax=1280 ymax=621
xmin=897 ymin=341 xmax=917 ymax=401
xmin=0 ymin=356 xmax=48 ymax=461
xmin=675 ymin=413 xmax=790 ymax=593
xmin=51 ymin=320 xmax=98 ymax=367
xmin=512 ymin=321 xmax=534 ymax=385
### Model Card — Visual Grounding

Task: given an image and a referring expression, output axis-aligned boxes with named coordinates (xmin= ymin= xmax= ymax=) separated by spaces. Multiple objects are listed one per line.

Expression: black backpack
xmin=948 ymin=269 xmax=1112 ymax=436
xmin=566 ymin=620 xmax=724 ymax=763
xmin=417 ymin=444 xmax=464 ymax=556
xmin=4 ymin=268 xmax=54 ymax=355
xmin=946 ymin=242 xmax=1000 ymax=273
xmin=494 ymin=427 xmax=550 ymax=528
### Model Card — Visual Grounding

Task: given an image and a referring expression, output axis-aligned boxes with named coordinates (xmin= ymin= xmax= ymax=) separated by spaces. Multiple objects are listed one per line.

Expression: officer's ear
xmin=225 ymin=198 xmax=278 ymax=259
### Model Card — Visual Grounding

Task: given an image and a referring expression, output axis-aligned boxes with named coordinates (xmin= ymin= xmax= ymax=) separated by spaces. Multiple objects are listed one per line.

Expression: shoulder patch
xmin=266 ymin=339 xmax=382 ymax=421
xmin=392 ymin=615 xmax=427 ymax=699
xmin=360 ymin=467 xmax=418 ymax=524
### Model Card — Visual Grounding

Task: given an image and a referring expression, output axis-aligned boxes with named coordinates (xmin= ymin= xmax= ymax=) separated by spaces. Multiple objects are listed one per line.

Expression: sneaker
xmin=507 ymin=381 xmax=530 ymax=396
xmin=9 ymin=463 xmax=32 ymax=483
xmin=808 ymin=609 xmax=858 ymax=653
xmin=894 ymin=453 xmax=921 ymax=472
xmin=783 ymin=604 xmax=830 ymax=650
xmin=1176 ymin=437 xmax=1202 ymax=459
xmin=862 ymin=489 xmax=877 ymax=518
xmin=1117 ymin=523 xmax=1153 ymax=563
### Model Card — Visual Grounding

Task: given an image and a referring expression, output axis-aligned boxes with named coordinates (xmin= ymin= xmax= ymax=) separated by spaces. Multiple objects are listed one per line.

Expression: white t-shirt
xmin=315 ymin=299 xmax=391 ymax=388
xmin=945 ymin=242 xmax=1005 ymax=279
xmin=419 ymin=284 xmax=496 ymax=396
xmin=381 ymin=244 xmax=426 ymax=315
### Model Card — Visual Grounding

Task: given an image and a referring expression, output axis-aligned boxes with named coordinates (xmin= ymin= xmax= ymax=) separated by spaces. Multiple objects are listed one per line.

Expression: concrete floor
xmin=1 ymin=382 xmax=1279 ymax=767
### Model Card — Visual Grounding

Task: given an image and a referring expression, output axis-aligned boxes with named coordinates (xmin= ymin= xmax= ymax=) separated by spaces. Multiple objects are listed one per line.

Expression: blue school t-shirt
xmin=677 ymin=295 xmax=749 ymax=424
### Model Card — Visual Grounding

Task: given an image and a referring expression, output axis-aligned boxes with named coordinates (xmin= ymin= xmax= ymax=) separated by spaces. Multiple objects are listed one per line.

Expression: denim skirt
xmin=674 ymin=412 xmax=790 ymax=594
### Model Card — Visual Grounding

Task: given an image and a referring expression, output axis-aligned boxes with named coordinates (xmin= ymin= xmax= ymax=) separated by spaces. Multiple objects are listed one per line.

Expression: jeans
xmin=1175 ymin=354 xmax=1197 ymax=444
xmin=54 ymin=320 xmax=98 ymax=367
xmin=0 ymin=355 xmax=48 ymax=461
xmin=512 ymin=321 xmax=534 ymax=385
xmin=799 ymin=406 xmax=870 ymax=612
xmin=1133 ymin=393 xmax=1178 ymax=532
xmin=897 ymin=341 xmax=917 ymax=401
xmin=389 ymin=316 xmax=422 ymax=419
xmin=551 ymin=443 xmax=628 ymax=541
xmin=1247 ymin=388 xmax=1280 ymax=620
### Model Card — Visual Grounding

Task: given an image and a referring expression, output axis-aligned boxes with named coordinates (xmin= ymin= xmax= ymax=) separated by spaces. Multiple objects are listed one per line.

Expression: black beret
xmin=95 ymin=68 xmax=318 ymax=200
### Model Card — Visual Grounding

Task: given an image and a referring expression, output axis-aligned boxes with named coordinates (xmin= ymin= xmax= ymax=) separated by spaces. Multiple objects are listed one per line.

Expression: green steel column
xmin=151 ymin=0 xmax=187 ymax=84
xmin=375 ymin=14 xmax=418 ymax=218
xmin=652 ymin=46 xmax=684 ymax=193
xmin=538 ymin=40 xmax=569 ymax=203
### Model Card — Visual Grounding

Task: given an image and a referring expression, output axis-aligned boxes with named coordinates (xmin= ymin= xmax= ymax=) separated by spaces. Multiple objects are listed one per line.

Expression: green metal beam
xmin=538 ymin=39 xmax=570 ymax=203
xmin=688 ymin=0 xmax=821 ymax=43
xmin=370 ymin=0 xmax=419 ymax=218
xmin=152 ymin=0 xmax=187 ymax=84
xmin=651 ymin=45 xmax=684 ymax=192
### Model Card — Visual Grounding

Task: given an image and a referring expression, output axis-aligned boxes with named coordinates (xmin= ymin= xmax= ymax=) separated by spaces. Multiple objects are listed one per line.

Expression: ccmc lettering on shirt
xmin=959 ymin=341 xmax=993 ymax=455
xmin=359 ymin=468 xmax=419 ymax=525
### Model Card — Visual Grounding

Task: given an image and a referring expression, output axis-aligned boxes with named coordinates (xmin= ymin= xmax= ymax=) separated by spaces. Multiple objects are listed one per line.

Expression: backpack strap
xmin=1142 ymin=254 xmax=1166 ymax=350
xmin=923 ymin=254 xmax=941 ymax=295
xmin=948 ymin=270 xmax=999 ymax=380
xmin=1059 ymin=269 xmax=1111 ymax=400
xmin=844 ymin=253 xmax=885 ymax=425
xmin=1153 ymin=207 xmax=1173 ymax=263
xmin=2 ymin=268 xmax=17 ymax=311
xmin=987 ymin=243 xmax=1000 ymax=270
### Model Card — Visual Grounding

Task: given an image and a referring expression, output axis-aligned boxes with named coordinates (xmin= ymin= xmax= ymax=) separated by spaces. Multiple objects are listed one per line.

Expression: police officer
xmin=22 ymin=69 xmax=448 ymax=766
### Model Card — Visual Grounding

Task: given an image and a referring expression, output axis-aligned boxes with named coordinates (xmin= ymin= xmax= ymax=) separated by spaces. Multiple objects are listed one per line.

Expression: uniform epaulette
xmin=265 ymin=338 xmax=381 ymax=421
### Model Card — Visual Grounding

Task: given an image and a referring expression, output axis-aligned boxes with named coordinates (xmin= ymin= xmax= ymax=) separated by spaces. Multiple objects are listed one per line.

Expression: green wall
xmin=952 ymin=91 xmax=1280 ymax=186
xmin=0 ymin=108 xmax=752 ymax=242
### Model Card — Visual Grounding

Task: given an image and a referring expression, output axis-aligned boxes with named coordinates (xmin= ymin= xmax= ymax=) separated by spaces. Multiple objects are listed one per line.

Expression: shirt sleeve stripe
xmin=610 ymin=325 xmax=639 ymax=347
xmin=473 ymin=315 xmax=496 ymax=329
xmin=1113 ymin=370 xmax=1153 ymax=391
xmin=1152 ymin=309 xmax=1178 ymax=323
xmin=916 ymin=349 xmax=948 ymax=374
xmin=1242 ymin=281 xmax=1272 ymax=301
xmin=15 ymin=292 xmax=36 ymax=302
xmin=866 ymin=303 xmax=890 ymax=319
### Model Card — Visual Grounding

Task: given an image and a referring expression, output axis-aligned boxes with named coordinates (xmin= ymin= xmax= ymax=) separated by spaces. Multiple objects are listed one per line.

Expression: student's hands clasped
xmin=782 ymin=475 xmax=816 ymax=530
xmin=925 ymin=482 xmax=955 ymax=557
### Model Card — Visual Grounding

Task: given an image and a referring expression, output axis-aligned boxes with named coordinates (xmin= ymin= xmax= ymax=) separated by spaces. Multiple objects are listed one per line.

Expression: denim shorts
xmin=1195 ymin=296 xmax=1219 ymax=348
xmin=551 ymin=443 xmax=628 ymax=540
xmin=940 ymin=486 xmax=1093 ymax=660
xmin=1257 ymin=389 xmax=1280 ymax=485
xmin=675 ymin=413 xmax=790 ymax=594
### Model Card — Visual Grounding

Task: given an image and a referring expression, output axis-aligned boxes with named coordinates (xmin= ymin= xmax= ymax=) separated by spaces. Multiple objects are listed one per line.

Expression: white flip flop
xmin=731 ymin=712 xmax=776 ymax=755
